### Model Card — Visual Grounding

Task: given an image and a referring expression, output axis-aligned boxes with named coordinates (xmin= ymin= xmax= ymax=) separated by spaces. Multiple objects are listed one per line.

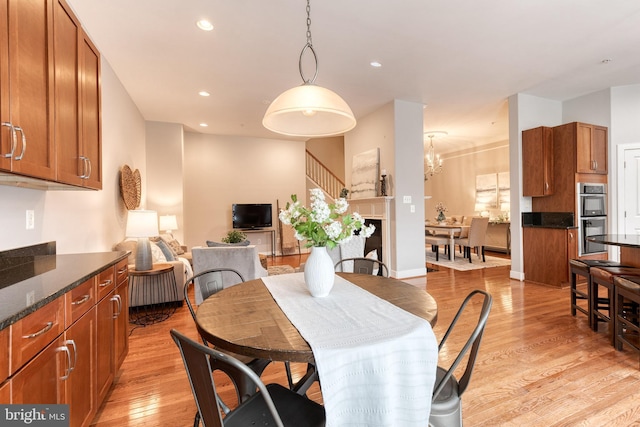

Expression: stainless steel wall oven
xmin=577 ymin=183 xmax=607 ymax=255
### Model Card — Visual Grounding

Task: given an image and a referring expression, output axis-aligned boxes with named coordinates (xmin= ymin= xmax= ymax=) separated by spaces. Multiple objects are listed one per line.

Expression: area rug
xmin=425 ymin=248 xmax=511 ymax=271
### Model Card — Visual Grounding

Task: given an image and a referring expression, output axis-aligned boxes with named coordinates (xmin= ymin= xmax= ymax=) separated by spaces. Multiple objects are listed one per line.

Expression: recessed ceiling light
xmin=601 ymin=58 xmax=612 ymax=64
xmin=370 ymin=61 xmax=382 ymax=68
xmin=198 ymin=91 xmax=210 ymax=97
xmin=196 ymin=20 xmax=214 ymax=31
xmin=199 ymin=123 xmax=208 ymax=127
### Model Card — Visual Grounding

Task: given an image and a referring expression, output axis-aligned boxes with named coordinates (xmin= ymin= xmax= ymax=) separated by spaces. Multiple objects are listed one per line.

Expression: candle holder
xmin=380 ymin=172 xmax=387 ymax=197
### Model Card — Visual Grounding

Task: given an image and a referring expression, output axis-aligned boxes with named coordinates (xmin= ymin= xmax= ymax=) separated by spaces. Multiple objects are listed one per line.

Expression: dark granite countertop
xmin=587 ymin=234 xmax=640 ymax=248
xmin=522 ymin=212 xmax=575 ymax=229
xmin=0 ymin=251 xmax=129 ymax=330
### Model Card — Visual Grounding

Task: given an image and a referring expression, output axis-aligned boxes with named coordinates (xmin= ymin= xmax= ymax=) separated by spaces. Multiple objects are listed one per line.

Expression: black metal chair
xmin=170 ymin=329 xmax=326 ymax=427
xmin=430 ymin=290 xmax=493 ymax=427
xmin=334 ymin=257 xmax=389 ymax=277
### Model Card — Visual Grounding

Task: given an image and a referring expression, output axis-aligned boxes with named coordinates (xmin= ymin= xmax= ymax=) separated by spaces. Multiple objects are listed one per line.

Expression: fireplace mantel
xmin=349 ymin=197 xmax=393 ymax=273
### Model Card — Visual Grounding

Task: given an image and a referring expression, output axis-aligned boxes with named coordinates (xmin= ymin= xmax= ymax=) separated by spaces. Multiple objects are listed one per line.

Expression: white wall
xmin=182 ymin=133 xmax=306 ymax=254
xmin=0 ymin=59 xmax=146 ymax=253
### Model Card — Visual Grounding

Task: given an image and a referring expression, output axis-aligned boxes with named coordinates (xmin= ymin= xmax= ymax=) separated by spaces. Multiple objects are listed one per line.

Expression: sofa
xmin=113 ymin=238 xmax=193 ymax=307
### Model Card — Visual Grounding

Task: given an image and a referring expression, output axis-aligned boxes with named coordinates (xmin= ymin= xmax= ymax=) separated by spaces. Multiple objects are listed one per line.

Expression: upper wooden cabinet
xmin=522 ymin=126 xmax=554 ymax=197
xmin=0 ymin=0 xmax=56 ymax=181
xmin=54 ymin=0 xmax=102 ymax=189
xmin=0 ymin=0 xmax=101 ymax=190
xmin=576 ymin=123 xmax=607 ymax=174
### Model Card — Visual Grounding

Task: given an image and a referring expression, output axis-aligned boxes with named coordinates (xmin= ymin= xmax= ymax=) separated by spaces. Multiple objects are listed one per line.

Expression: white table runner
xmin=262 ymin=273 xmax=438 ymax=427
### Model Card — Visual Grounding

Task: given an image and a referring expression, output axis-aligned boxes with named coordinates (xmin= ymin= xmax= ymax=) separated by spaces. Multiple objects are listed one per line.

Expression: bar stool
xmin=569 ymin=259 xmax=626 ymax=327
xmin=590 ymin=266 xmax=640 ymax=344
xmin=614 ymin=275 xmax=640 ymax=364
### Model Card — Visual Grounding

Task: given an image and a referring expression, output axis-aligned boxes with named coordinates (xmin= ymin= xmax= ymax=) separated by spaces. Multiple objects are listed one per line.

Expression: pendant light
xmin=262 ymin=0 xmax=356 ymax=137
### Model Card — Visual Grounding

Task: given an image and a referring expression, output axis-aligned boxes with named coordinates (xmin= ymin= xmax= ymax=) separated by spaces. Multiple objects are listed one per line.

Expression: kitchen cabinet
xmin=96 ymin=267 xmax=116 ymax=404
xmin=522 ymin=126 xmax=553 ymax=196
xmin=53 ymin=0 xmax=102 ymax=189
xmin=523 ymin=227 xmax=579 ymax=287
xmin=0 ymin=0 xmax=55 ymax=180
xmin=576 ymin=123 xmax=607 ymax=175
xmin=114 ymin=259 xmax=129 ymax=368
xmin=65 ymin=307 xmax=96 ymax=427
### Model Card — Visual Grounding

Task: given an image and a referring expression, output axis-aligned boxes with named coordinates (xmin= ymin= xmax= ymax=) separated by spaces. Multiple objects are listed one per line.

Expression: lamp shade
xmin=159 ymin=215 xmax=178 ymax=233
xmin=126 ymin=210 xmax=159 ymax=238
xmin=263 ymin=83 xmax=356 ymax=137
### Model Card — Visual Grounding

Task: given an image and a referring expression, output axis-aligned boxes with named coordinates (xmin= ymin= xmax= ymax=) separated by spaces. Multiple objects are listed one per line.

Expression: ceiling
xmin=66 ymin=0 xmax=640 ymax=155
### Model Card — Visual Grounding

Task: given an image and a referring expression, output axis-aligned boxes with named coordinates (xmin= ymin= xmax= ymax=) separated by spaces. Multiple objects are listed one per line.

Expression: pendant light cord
xmin=299 ymin=0 xmax=318 ymax=84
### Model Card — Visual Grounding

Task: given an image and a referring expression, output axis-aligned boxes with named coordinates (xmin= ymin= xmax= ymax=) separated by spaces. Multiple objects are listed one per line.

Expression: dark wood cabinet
xmin=576 ymin=123 xmax=607 ymax=174
xmin=0 ymin=0 xmax=55 ymax=180
xmin=522 ymin=126 xmax=554 ymax=196
xmin=523 ymin=227 xmax=578 ymax=287
xmin=114 ymin=259 xmax=129 ymax=368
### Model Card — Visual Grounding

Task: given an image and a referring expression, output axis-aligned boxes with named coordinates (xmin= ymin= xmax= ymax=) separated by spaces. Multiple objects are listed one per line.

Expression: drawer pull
xmin=117 ymin=267 xmax=127 ymax=275
xmin=112 ymin=294 xmax=122 ymax=319
xmin=22 ymin=321 xmax=53 ymax=339
xmin=72 ymin=294 xmax=91 ymax=306
xmin=58 ymin=340 xmax=77 ymax=380
xmin=99 ymin=279 xmax=113 ymax=288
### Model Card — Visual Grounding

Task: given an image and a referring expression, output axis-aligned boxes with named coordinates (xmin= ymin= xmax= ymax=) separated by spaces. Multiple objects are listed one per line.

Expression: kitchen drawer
xmin=10 ymin=298 xmax=65 ymax=375
xmin=96 ymin=266 xmax=115 ymax=301
xmin=115 ymin=258 xmax=128 ymax=286
xmin=66 ymin=276 xmax=96 ymax=327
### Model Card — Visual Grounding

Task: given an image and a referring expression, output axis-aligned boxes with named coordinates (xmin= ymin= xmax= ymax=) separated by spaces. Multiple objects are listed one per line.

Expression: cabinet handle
xmin=85 ymin=158 xmax=92 ymax=180
xmin=58 ymin=340 xmax=77 ymax=380
xmin=79 ymin=156 xmax=91 ymax=179
xmin=117 ymin=267 xmax=128 ymax=276
xmin=111 ymin=294 xmax=122 ymax=319
xmin=22 ymin=321 xmax=53 ymax=339
xmin=545 ymin=182 xmax=549 ymax=191
xmin=72 ymin=294 xmax=91 ymax=306
xmin=13 ymin=126 xmax=26 ymax=160
xmin=1 ymin=122 xmax=16 ymax=158
xmin=99 ymin=279 xmax=112 ymax=288
xmin=594 ymin=160 xmax=598 ymax=170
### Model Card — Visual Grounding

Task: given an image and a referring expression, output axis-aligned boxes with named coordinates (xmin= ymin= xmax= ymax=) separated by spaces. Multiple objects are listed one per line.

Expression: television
xmin=232 ymin=203 xmax=273 ymax=230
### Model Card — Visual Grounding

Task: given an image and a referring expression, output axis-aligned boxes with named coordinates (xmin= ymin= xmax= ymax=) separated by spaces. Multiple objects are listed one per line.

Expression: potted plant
xmin=222 ymin=230 xmax=247 ymax=244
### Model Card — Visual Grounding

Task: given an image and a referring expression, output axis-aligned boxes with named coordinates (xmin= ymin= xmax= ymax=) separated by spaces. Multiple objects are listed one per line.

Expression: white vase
xmin=304 ymin=246 xmax=335 ymax=297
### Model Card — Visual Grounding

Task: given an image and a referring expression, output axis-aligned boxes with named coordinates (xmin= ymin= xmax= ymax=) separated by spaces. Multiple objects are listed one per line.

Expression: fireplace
xmin=348 ymin=197 xmax=392 ymax=273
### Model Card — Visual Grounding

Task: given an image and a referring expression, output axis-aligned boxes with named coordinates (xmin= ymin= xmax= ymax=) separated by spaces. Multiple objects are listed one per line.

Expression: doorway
xmin=620 ymin=146 xmax=640 ymax=235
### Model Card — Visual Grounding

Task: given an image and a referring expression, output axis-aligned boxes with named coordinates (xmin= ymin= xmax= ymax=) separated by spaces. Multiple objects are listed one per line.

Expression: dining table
xmin=425 ymin=223 xmax=469 ymax=261
xmin=195 ymin=272 xmax=439 ymax=426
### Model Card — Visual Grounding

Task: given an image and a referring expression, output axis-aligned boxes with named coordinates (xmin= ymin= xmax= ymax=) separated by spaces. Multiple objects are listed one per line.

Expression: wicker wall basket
xmin=120 ymin=165 xmax=142 ymax=210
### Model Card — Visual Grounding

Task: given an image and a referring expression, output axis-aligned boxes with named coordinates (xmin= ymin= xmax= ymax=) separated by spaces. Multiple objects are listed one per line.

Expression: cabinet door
xmin=11 ymin=336 xmax=66 ymax=404
xmin=80 ymin=30 xmax=101 ymax=189
xmin=114 ymin=278 xmax=129 ymax=369
xmin=0 ymin=0 xmax=9 ymax=172
xmin=576 ymin=123 xmax=608 ymax=174
xmin=53 ymin=0 xmax=83 ymax=186
xmin=522 ymin=127 xmax=553 ymax=196
xmin=96 ymin=290 xmax=114 ymax=404
xmin=4 ymin=0 xmax=55 ymax=179
xmin=65 ymin=307 xmax=97 ymax=427
xmin=592 ymin=125 xmax=607 ymax=174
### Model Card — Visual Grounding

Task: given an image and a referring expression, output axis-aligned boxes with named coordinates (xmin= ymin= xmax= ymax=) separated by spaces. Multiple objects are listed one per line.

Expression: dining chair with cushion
xmin=454 ymin=217 xmax=489 ymax=263
xmin=170 ymin=329 xmax=326 ymax=427
xmin=425 ymin=235 xmax=450 ymax=261
xmin=334 ymin=257 xmax=389 ymax=277
xmin=430 ymin=290 xmax=493 ymax=427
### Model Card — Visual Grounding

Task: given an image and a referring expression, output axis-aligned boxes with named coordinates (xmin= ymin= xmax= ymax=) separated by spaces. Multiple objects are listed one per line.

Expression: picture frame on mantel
xmin=351 ymin=148 xmax=379 ymax=199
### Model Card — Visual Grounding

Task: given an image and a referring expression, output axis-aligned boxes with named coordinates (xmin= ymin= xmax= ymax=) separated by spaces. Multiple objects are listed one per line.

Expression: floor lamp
xmin=126 ymin=210 xmax=159 ymax=271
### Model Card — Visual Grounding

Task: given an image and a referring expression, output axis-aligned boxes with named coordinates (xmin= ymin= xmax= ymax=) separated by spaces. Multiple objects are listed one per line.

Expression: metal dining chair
xmin=430 ymin=290 xmax=493 ymax=427
xmin=334 ymin=257 xmax=389 ymax=277
xmin=170 ymin=329 xmax=326 ymax=427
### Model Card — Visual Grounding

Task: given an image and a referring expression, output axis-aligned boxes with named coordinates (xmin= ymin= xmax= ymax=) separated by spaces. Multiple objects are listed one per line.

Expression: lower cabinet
xmin=523 ymin=227 xmax=578 ymax=287
xmin=1 ymin=257 xmax=128 ymax=427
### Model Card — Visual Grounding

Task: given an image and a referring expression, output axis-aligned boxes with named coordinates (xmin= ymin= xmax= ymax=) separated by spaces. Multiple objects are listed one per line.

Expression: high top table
xmin=587 ymin=234 xmax=640 ymax=267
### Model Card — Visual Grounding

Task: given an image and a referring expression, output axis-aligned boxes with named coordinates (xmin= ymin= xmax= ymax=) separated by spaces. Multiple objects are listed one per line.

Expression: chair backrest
xmin=334 ymin=257 xmax=389 ymax=277
xmin=170 ymin=329 xmax=282 ymax=427
xmin=432 ymin=289 xmax=493 ymax=400
xmin=184 ymin=268 xmax=244 ymax=345
xmin=466 ymin=217 xmax=490 ymax=247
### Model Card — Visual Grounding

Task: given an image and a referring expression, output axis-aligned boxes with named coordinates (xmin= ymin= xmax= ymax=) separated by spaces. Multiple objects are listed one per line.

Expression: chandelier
xmin=424 ymin=131 xmax=447 ymax=181
xmin=262 ymin=0 xmax=356 ymax=137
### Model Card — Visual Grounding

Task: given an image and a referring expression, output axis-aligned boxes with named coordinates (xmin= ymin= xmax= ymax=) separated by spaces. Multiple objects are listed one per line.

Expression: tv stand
xmin=242 ymin=228 xmax=276 ymax=257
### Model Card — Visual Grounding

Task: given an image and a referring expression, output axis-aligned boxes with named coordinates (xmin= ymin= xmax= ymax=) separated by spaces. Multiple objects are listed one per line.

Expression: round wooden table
xmin=195 ymin=273 xmax=438 ymax=363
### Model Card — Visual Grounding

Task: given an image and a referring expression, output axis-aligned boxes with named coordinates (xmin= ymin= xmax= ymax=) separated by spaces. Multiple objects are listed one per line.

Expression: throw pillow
xmin=155 ymin=240 xmax=176 ymax=261
xmin=365 ymin=249 xmax=379 ymax=275
xmin=160 ymin=234 xmax=185 ymax=255
xmin=150 ymin=242 xmax=167 ymax=263
xmin=206 ymin=240 xmax=251 ymax=247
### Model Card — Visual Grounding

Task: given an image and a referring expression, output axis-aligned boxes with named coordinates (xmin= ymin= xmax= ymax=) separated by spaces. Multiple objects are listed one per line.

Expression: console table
xmin=242 ymin=228 xmax=276 ymax=257
xmin=485 ymin=221 xmax=511 ymax=254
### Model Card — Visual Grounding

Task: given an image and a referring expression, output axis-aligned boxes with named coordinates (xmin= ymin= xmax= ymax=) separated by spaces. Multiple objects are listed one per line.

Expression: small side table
xmin=128 ymin=263 xmax=179 ymax=326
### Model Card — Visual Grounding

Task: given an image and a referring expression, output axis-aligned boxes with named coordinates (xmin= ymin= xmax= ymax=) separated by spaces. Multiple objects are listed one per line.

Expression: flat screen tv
xmin=232 ymin=203 xmax=272 ymax=230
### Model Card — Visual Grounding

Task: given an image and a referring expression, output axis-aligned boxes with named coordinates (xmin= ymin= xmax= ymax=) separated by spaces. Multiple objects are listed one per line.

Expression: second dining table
xmin=195 ymin=272 xmax=439 ymax=426
xmin=425 ymin=222 xmax=469 ymax=261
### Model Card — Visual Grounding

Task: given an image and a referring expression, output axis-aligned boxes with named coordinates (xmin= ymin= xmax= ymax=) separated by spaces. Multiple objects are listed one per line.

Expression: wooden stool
xmin=569 ymin=259 xmax=626 ymax=327
xmin=590 ymin=266 xmax=640 ymax=344
xmin=614 ymin=275 xmax=640 ymax=363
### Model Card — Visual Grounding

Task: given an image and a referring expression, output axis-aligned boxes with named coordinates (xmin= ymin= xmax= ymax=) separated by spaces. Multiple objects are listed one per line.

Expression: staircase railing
xmin=305 ymin=150 xmax=345 ymax=200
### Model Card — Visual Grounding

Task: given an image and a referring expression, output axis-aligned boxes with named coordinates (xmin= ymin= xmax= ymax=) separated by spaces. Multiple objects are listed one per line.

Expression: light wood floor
xmin=91 ymin=254 xmax=640 ymax=426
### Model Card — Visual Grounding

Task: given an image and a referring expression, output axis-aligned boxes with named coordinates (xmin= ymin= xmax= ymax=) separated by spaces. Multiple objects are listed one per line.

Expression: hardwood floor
xmin=91 ymin=253 xmax=640 ymax=426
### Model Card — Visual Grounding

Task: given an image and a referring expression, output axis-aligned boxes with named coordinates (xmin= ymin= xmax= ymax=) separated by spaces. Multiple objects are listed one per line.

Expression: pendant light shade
xmin=262 ymin=0 xmax=356 ymax=138
xmin=263 ymin=83 xmax=356 ymax=137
